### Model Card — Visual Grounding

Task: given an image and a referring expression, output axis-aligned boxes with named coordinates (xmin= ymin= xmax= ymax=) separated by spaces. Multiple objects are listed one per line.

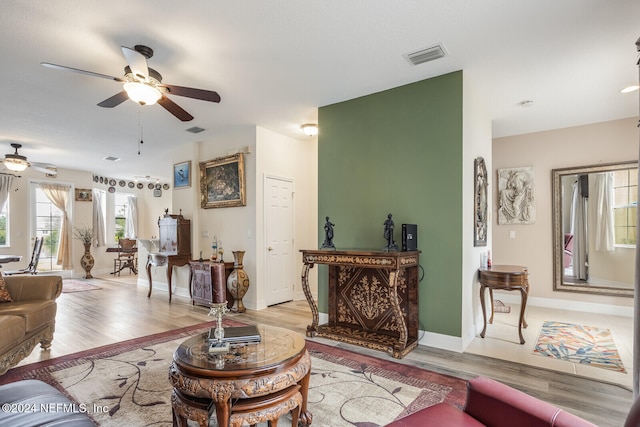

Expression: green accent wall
xmin=317 ymin=71 xmax=463 ymax=337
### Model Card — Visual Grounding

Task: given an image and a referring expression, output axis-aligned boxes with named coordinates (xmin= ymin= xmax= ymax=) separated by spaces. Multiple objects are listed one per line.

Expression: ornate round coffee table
xmin=169 ymin=324 xmax=312 ymax=427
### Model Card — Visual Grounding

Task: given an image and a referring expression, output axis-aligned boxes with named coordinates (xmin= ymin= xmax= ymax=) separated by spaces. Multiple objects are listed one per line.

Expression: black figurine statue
xmin=320 ymin=216 xmax=336 ymax=249
xmin=383 ymin=213 xmax=398 ymax=251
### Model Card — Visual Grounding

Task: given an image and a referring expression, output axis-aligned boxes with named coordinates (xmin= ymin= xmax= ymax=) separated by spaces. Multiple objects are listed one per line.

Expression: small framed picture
xmin=174 ymin=161 xmax=191 ymax=189
xmin=75 ymin=189 xmax=92 ymax=202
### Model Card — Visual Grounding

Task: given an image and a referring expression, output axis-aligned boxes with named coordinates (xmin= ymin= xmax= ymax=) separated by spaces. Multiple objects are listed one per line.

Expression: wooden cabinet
xmin=301 ymin=249 xmax=420 ymax=359
xmin=158 ymin=212 xmax=191 ymax=256
xmin=189 ymin=261 xmax=236 ymax=307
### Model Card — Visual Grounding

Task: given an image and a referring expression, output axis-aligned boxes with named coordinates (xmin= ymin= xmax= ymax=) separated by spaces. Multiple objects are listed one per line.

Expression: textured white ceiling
xmin=0 ymin=1 xmax=638 ymax=181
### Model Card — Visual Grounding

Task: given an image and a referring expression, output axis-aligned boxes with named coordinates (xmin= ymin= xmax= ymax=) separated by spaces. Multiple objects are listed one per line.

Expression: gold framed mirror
xmin=552 ymin=161 xmax=637 ymax=297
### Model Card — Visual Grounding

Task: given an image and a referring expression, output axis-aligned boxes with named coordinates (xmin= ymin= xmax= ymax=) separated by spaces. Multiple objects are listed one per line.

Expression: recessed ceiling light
xmin=519 ymin=100 xmax=534 ymax=107
xmin=620 ymin=85 xmax=639 ymax=93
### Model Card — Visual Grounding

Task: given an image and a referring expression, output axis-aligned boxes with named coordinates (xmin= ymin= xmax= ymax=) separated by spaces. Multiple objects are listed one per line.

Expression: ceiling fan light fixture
xmin=123 ymin=82 xmax=161 ymax=105
xmin=300 ymin=124 xmax=318 ymax=136
xmin=4 ymin=157 xmax=29 ymax=172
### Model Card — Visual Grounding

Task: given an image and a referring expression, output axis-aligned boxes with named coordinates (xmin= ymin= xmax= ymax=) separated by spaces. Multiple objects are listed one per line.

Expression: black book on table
xmin=209 ymin=325 xmax=261 ymax=344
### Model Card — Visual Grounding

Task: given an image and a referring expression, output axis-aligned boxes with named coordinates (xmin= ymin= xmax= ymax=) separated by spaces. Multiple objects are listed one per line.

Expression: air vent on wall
xmin=404 ymin=43 xmax=448 ymax=66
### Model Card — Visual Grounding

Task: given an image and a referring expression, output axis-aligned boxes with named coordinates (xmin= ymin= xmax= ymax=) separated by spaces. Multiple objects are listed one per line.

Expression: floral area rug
xmin=533 ymin=321 xmax=626 ymax=373
xmin=2 ymin=322 xmax=466 ymax=426
xmin=62 ymin=279 xmax=102 ymax=293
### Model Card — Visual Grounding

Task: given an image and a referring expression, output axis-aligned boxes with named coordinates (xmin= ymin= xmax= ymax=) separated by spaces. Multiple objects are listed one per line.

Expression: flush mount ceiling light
xmin=519 ymin=100 xmax=534 ymax=107
xmin=123 ymin=82 xmax=162 ymax=105
xmin=300 ymin=124 xmax=318 ymax=136
xmin=620 ymin=85 xmax=639 ymax=93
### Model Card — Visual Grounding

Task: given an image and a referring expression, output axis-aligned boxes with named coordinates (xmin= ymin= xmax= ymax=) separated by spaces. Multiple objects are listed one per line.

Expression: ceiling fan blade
xmin=157 ymin=96 xmax=194 ymax=121
xmin=121 ymin=46 xmax=149 ymax=81
xmin=98 ymin=91 xmax=129 ymax=108
xmin=31 ymin=163 xmax=58 ymax=175
xmin=41 ymin=62 xmax=125 ymax=82
xmin=159 ymin=84 xmax=221 ymax=103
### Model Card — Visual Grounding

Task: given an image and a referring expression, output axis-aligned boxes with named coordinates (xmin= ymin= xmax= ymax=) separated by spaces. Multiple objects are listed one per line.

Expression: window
xmin=613 ymin=168 xmax=637 ymax=245
xmin=34 ymin=186 xmax=63 ymax=271
xmin=114 ymin=193 xmax=128 ymax=243
xmin=0 ymin=198 xmax=8 ymax=247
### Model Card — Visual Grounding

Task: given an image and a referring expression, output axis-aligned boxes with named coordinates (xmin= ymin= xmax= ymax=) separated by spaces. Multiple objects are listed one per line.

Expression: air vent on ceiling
xmin=186 ymin=126 xmax=205 ymax=134
xmin=404 ymin=43 xmax=448 ymax=66
xmin=103 ymin=156 xmax=120 ymax=162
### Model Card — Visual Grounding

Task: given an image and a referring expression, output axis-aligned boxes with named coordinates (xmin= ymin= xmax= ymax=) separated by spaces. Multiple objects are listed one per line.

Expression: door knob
xmin=268 ymin=247 xmax=273 ymax=251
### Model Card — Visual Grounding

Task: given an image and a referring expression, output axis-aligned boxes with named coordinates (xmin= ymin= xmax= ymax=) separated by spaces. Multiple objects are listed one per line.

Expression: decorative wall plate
xmin=119 ymin=180 xmax=125 ymax=187
xmin=108 ymin=186 xmax=116 ymax=193
xmin=148 ymin=183 xmax=154 ymax=189
xmin=163 ymin=183 xmax=170 ymax=190
xmin=109 ymin=179 xmax=116 ymax=186
xmin=93 ymin=175 xmax=99 ymax=183
xmin=137 ymin=183 xmax=144 ymax=189
xmin=128 ymin=182 xmax=135 ymax=188
xmin=155 ymin=183 xmax=162 ymax=190
xmin=99 ymin=177 xmax=104 ymax=184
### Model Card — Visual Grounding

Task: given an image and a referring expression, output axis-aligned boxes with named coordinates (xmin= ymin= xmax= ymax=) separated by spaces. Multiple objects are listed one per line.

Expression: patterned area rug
xmin=533 ymin=321 xmax=626 ymax=373
xmin=1 ymin=322 xmax=466 ymax=426
xmin=62 ymin=279 xmax=102 ymax=293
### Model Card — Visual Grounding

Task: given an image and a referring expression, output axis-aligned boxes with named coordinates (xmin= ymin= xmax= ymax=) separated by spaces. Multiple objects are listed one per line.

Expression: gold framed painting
xmin=199 ymin=153 xmax=246 ymax=209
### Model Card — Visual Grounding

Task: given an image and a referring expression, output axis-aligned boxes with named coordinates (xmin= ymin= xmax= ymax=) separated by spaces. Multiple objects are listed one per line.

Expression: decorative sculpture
xmin=383 ymin=213 xmax=398 ymax=251
xmin=320 ymin=216 xmax=336 ymax=249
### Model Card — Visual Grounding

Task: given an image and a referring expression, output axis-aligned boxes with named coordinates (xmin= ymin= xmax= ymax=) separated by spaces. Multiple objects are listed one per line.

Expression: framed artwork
xmin=173 ymin=160 xmax=191 ymax=189
xmin=199 ymin=153 xmax=246 ymax=209
xmin=75 ymin=188 xmax=92 ymax=202
xmin=497 ymin=166 xmax=536 ymax=225
xmin=474 ymin=157 xmax=488 ymax=246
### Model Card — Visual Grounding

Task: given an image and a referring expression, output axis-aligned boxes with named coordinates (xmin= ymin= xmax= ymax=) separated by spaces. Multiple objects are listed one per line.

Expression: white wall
xmin=493 ymin=117 xmax=638 ymax=309
xmin=461 ymin=72 xmax=493 ymax=350
xmin=255 ymin=126 xmax=318 ymax=309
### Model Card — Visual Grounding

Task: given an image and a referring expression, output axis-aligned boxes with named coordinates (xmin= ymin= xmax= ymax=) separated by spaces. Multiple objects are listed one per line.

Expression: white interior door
xmin=265 ymin=176 xmax=294 ymax=306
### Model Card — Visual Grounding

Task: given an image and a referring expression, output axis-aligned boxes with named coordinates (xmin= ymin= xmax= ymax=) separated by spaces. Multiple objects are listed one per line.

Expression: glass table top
xmin=173 ymin=324 xmax=306 ymax=372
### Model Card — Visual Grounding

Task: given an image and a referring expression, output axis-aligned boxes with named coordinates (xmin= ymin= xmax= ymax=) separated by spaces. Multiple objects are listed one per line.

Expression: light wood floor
xmin=18 ymin=275 xmax=633 ymax=427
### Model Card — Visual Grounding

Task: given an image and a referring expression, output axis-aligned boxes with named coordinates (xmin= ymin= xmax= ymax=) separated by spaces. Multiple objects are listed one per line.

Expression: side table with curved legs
xmin=478 ymin=265 xmax=529 ymax=345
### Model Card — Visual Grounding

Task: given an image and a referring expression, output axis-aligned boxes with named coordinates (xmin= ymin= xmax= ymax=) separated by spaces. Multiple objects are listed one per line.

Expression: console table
xmin=478 ymin=265 xmax=529 ymax=344
xmin=301 ymin=249 xmax=420 ymax=359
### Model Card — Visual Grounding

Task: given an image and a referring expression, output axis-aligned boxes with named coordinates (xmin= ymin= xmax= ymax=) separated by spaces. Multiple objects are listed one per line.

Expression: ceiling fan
xmin=2 ymin=143 xmax=57 ymax=175
xmin=41 ymin=45 xmax=221 ymax=121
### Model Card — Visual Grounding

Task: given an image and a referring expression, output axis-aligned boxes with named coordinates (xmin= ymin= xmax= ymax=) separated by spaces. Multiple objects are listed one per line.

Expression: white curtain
xmin=594 ymin=172 xmax=615 ymax=252
xmin=124 ymin=195 xmax=138 ymax=239
xmin=570 ymin=179 xmax=588 ymax=280
xmin=39 ymin=183 xmax=71 ymax=269
xmin=92 ymin=189 xmax=106 ymax=247
xmin=0 ymin=175 xmax=14 ymax=213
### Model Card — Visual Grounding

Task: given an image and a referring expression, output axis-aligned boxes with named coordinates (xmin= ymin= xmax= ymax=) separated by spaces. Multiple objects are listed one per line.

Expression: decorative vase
xmin=227 ymin=250 xmax=249 ymax=313
xmin=80 ymin=243 xmax=95 ymax=279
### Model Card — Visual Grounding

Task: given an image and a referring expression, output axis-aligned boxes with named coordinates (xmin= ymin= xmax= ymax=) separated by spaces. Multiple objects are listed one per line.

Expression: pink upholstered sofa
xmin=386 ymin=376 xmax=633 ymax=427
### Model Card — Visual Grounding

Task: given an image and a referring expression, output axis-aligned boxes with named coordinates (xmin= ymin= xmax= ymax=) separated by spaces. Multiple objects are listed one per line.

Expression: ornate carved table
xmin=169 ymin=324 xmax=312 ymax=427
xmin=301 ymin=249 xmax=420 ymax=359
xmin=478 ymin=265 xmax=529 ymax=344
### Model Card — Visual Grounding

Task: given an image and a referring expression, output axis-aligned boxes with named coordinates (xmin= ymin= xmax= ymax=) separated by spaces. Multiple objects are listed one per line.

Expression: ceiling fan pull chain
xmin=138 ymin=109 xmax=144 ymax=155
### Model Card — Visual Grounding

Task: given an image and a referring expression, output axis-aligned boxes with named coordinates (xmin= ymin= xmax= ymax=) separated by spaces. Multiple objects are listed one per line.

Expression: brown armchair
xmin=113 ymin=238 xmax=137 ymax=276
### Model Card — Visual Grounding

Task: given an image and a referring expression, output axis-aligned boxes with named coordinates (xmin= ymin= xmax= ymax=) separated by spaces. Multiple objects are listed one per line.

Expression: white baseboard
xmin=496 ymin=293 xmax=633 ymax=317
